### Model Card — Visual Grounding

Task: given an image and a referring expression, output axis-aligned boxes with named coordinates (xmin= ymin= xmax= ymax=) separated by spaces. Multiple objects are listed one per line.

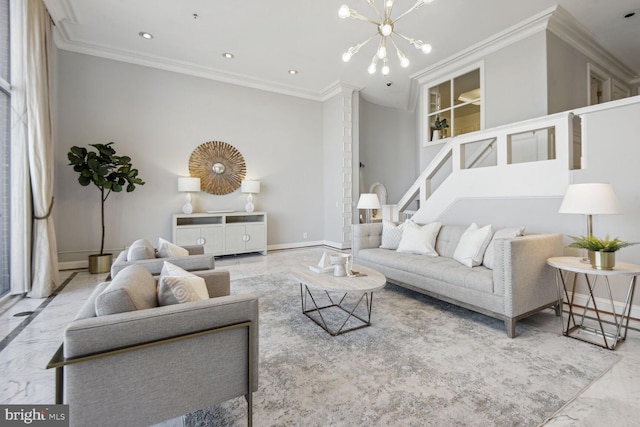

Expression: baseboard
xmin=59 ymin=260 xmax=88 ymax=270
xmin=565 ymin=291 xmax=640 ymax=324
xmin=267 ymin=241 xmax=325 ymax=251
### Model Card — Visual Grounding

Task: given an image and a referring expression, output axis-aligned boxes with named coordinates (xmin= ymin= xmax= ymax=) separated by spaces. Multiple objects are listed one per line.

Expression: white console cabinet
xmin=173 ymin=212 xmax=267 ymax=256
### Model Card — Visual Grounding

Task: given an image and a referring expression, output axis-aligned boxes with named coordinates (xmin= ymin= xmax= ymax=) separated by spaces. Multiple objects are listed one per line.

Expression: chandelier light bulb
xmin=400 ymin=57 xmax=410 ymax=68
xmin=342 ymin=52 xmax=352 ymax=62
xmin=380 ymin=23 xmax=393 ymax=36
xmin=368 ymin=56 xmax=378 ymax=74
xmin=377 ymin=42 xmax=387 ymax=59
xmin=421 ymin=43 xmax=432 ymax=54
xmin=338 ymin=5 xmax=352 ymax=19
xmin=381 ymin=59 xmax=390 ymax=76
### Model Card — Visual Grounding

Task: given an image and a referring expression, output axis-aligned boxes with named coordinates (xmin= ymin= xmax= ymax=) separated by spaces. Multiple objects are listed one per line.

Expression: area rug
xmin=185 ymin=272 xmax=619 ymax=426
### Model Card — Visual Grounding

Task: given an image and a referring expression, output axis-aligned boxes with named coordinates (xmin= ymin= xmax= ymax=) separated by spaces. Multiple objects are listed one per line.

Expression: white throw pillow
xmin=380 ymin=220 xmax=404 ymax=250
xmin=158 ymin=262 xmax=209 ymax=306
xmin=482 ymin=226 xmax=526 ymax=270
xmin=126 ymin=239 xmax=155 ymax=261
xmin=453 ymin=223 xmax=494 ymax=267
xmin=157 ymin=237 xmax=189 ymax=258
xmin=396 ymin=220 xmax=441 ymax=256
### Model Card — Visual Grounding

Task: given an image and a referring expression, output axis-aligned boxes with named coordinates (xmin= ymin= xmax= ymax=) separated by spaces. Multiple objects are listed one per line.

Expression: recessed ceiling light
xmin=138 ymin=31 xmax=153 ymax=40
xmin=222 ymin=52 xmax=235 ymax=59
xmin=623 ymin=11 xmax=635 ymax=18
xmin=288 ymin=69 xmax=299 ymax=75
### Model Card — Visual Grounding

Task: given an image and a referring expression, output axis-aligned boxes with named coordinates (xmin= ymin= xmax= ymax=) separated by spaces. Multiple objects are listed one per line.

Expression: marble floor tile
xmin=1 ymin=247 xmax=639 ymax=426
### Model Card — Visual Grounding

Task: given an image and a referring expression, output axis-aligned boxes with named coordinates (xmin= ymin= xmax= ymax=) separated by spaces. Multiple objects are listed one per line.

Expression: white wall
xmin=359 ymin=98 xmax=417 ymax=204
xmin=483 ymin=31 xmax=548 ymax=128
xmin=546 ymin=32 xmax=589 ymax=113
xmin=54 ymin=51 xmax=324 ymax=261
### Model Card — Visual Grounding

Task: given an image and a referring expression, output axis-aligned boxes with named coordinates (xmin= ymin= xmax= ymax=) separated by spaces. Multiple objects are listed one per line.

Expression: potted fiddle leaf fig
xmin=68 ymin=142 xmax=145 ymax=273
xmin=567 ymin=234 xmax=637 ymax=270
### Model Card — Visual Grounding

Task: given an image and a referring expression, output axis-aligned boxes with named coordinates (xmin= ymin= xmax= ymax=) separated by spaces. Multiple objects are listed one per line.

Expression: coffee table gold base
xmin=300 ymin=283 xmax=374 ymax=336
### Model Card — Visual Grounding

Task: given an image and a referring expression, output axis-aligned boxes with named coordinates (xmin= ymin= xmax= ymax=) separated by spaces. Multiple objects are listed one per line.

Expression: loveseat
xmin=48 ymin=264 xmax=258 ymax=427
xmin=352 ymin=222 xmax=563 ymax=337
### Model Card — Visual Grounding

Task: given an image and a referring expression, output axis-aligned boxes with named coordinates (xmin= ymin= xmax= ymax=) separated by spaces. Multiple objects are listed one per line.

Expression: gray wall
xmin=54 ymin=51 xmax=325 ymax=260
xmin=359 ymin=98 xmax=417 ymax=204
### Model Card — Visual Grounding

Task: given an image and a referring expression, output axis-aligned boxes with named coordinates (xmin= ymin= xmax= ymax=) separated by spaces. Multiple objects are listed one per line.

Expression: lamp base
xmin=245 ymin=193 xmax=255 ymax=213
xmin=182 ymin=193 xmax=194 ymax=214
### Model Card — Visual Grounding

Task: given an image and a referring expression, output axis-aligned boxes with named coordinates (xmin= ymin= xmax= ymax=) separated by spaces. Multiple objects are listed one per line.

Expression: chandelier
xmin=339 ymin=0 xmax=434 ymax=76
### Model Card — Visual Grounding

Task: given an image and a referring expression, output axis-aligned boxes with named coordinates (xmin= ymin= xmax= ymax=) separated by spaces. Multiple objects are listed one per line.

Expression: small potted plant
xmin=432 ymin=116 xmax=449 ymax=141
xmin=68 ymin=142 xmax=145 ymax=273
xmin=567 ymin=234 xmax=637 ymax=270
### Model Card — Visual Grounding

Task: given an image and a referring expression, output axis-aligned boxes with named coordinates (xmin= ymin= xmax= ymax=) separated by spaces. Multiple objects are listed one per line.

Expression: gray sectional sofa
xmin=352 ymin=223 xmax=563 ymax=337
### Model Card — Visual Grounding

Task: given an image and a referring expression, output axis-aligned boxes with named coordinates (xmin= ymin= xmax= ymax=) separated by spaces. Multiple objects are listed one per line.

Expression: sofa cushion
xmin=434 ymin=225 xmax=467 ymax=258
xmin=397 ymin=220 xmax=441 ymax=256
xmin=380 ymin=220 xmax=404 ymax=250
xmin=95 ymin=264 xmax=158 ymax=316
xmin=483 ymin=226 xmax=526 ymax=270
xmin=158 ymin=262 xmax=209 ymax=306
xmin=157 ymin=237 xmax=189 ymax=258
xmin=127 ymin=238 xmax=155 ymax=261
xmin=453 ymin=223 xmax=493 ymax=267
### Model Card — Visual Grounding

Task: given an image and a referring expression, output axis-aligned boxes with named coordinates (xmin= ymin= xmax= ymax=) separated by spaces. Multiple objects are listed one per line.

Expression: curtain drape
xmin=9 ymin=0 xmax=31 ymax=295
xmin=10 ymin=0 xmax=59 ymax=297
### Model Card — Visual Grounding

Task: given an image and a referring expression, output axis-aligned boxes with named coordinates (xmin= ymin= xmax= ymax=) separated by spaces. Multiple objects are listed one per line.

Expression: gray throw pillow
xmin=127 ymin=238 xmax=155 ymax=261
xmin=95 ymin=264 xmax=158 ymax=316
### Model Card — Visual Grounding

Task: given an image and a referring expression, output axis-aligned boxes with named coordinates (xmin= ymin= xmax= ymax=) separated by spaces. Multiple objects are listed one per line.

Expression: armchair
xmin=110 ymin=240 xmax=215 ymax=278
xmin=48 ymin=266 xmax=258 ymax=427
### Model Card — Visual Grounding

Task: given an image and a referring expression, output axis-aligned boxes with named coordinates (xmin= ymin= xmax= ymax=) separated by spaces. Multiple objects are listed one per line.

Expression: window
xmin=425 ymin=68 xmax=482 ymax=143
xmin=0 ymin=0 xmax=10 ymax=296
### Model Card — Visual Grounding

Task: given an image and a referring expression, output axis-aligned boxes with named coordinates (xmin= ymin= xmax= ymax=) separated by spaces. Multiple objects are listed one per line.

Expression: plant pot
xmin=89 ymin=253 xmax=113 ymax=274
xmin=588 ymin=251 xmax=615 ymax=270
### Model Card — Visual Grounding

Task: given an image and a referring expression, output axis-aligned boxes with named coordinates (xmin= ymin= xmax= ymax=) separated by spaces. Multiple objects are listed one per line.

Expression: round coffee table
xmin=291 ymin=264 xmax=386 ymax=336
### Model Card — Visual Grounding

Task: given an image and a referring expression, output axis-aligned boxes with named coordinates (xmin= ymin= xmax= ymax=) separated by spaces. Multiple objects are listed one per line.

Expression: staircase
xmin=386 ymin=110 xmax=581 ymax=223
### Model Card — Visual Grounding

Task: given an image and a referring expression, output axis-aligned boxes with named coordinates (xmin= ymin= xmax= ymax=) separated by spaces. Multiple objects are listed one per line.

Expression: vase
xmin=588 ymin=251 xmax=615 ymax=270
xmin=432 ymin=130 xmax=440 ymax=141
xmin=89 ymin=253 xmax=113 ymax=274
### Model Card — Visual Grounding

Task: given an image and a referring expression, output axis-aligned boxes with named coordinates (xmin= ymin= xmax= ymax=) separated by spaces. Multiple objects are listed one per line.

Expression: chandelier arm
xmin=394 ymin=31 xmax=416 ymax=46
xmin=384 ymin=0 xmax=395 ymax=20
xmin=363 ymin=0 xmax=383 ymax=21
xmin=350 ymin=11 xmax=380 ymax=26
xmin=392 ymin=1 xmax=425 ymax=24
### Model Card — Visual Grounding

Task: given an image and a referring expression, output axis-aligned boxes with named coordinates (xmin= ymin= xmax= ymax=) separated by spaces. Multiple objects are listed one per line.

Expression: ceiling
xmin=43 ymin=0 xmax=640 ymax=110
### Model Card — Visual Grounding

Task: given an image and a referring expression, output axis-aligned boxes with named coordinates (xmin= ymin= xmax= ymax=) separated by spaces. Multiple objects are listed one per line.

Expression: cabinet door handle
xmin=243 ymin=234 xmax=250 ymax=242
xmin=197 ymin=237 xmax=206 ymax=245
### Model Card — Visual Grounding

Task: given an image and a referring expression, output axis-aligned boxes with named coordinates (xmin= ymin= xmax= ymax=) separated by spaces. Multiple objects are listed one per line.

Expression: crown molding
xmin=547 ymin=5 xmax=636 ymax=84
xmin=407 ymin=5 xmax=638 ymax=111
xmin=53 ymin=32 xmax=327 ymax=102
xmin=407 ymin=6 xmax=557 ymax=112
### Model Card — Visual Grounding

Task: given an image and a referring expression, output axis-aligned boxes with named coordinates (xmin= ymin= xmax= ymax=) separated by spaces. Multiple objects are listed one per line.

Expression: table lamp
xmin=558 ymin=182 xmax=622 ymax=237
xmin=357 ymin=193 xmax=381 ymax=223
xmin=178 ymin=177 xmax=200 ymax=214
xmin=241 ymin=180 xmax=261 ymax=213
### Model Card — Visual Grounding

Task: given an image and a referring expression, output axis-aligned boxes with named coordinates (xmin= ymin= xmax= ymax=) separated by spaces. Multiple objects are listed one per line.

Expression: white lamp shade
xmin=559 ymin=183 xmax=622 ymax=215
xmin=357 ymin=193 xmax=381 ymax=209
xmin=241 ymin=180 xmax=261 ymax=194
xmin=178 ymin=177 xmax=200 ymax=192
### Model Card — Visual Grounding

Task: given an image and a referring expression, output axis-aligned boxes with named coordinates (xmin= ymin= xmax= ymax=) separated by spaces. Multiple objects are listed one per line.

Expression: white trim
xmin=421 ymin=62 xmax=484 ymax=147
xmin=566 ymin=291 xmax=640 ymax=325
xmin=267 ymin=241 xmax=325 ymax=251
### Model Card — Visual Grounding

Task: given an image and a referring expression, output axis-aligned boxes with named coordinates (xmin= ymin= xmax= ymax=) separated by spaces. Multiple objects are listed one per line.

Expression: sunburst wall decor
xmin=188 ymin=141 xmax=246 ymax=195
